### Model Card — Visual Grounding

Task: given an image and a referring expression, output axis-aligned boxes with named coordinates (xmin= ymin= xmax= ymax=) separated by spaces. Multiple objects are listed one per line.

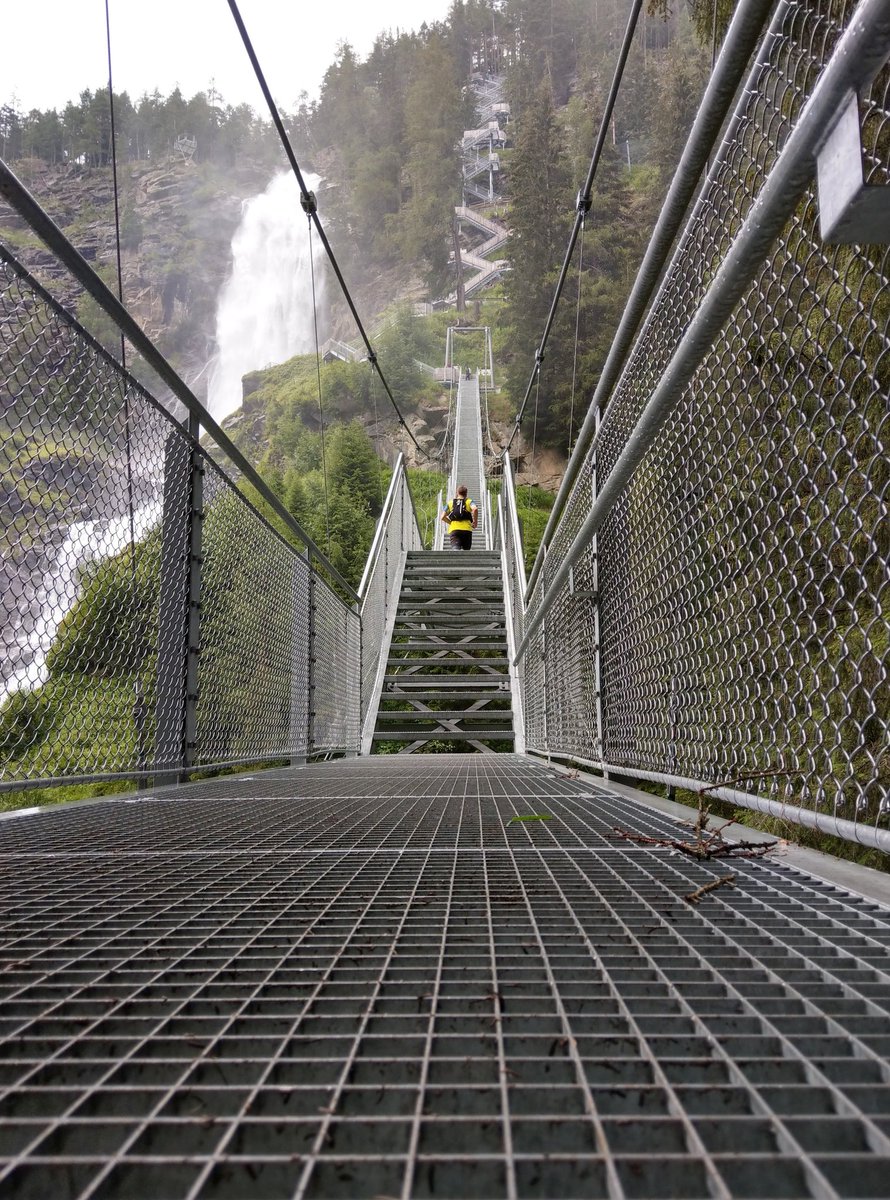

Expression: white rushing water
xmin=207 ymin=171 xmax=325 ymax=420
xmin=0 ymin=502 xmax=162 ymax=706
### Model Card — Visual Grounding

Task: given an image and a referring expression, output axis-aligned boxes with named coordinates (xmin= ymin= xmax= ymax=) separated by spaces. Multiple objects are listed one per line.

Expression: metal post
xmin=591 ymin=409 xmax=605 ymax=774
xmin=306 ymin=549 xmax=316 ymax=759
xmin=155 ymin=419 xmax=202 ymax=784
xmin=289 ymin=557 xmax=309 ymax=765
xmin=182 ymin=414 xmax=204 ymax=781
xmin=356 ymin=600 xmax=364 ymax=756
xmin=540 ymin=552 xmax=549 ymax=758
xmin=401 ymin=475 xmax=406 ymax=552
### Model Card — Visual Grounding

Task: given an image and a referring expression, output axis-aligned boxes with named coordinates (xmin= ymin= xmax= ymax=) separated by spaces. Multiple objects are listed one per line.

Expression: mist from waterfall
xmin=207 ymin=171 xmax=325 ymax=420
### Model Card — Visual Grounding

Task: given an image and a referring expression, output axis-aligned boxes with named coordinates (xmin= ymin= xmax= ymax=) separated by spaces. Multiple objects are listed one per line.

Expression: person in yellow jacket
xmin=441 ymin=484 xmax=478 ymax=550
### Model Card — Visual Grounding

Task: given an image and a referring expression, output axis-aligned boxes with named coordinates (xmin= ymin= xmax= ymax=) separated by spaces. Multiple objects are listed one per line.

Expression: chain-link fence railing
xmin=358 ymin=455 xmax=423 ymax=750
xmin=493 ymin=453 xmax=527 ymax=752
xmin=0 ymin=245 xmax=361 ymax=791
xmin=515 ymin=0 xmax=890 ymax=851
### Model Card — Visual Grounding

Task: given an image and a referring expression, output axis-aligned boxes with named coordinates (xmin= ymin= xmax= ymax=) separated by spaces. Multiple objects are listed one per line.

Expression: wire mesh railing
xmin=358 ymin=454 xmax=423 ymax=748
xmin=0 ymin=245 xmax=361 ymax=791
xmin=514 ymin=0 xmax=890 ymax=852
xmin=493 ymin=453 xmax=526 ymax=753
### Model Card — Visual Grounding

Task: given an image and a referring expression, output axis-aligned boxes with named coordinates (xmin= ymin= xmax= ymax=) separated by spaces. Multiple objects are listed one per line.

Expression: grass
xmin=0 ymin=674 xmax=143 ymax=811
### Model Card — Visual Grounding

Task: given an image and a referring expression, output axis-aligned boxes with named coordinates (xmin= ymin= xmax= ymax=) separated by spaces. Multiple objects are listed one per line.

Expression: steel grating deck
xmin=0 ymin=756 xmax=888 ymax=1199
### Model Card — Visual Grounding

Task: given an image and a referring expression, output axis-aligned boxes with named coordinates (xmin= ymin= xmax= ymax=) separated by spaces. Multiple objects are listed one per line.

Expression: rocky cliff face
xmin=0 ymin=157 xmax=275 ymax=391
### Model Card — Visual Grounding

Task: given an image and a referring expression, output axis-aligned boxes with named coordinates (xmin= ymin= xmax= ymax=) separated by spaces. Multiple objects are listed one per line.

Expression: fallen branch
xmin=610 ymin=767 xmax=793 ymax=861
xmin=684 ymin=873 xmax=737 ymax=905
xmin=610 ymin=826 xmax=775 ymax=860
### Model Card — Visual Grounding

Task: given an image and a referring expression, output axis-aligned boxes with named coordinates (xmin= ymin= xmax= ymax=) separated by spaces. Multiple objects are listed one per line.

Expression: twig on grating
xmin=684 ymin=873 xmax=737 ymax=904
xmin=610 ymin=768 xmax=793 ymax=860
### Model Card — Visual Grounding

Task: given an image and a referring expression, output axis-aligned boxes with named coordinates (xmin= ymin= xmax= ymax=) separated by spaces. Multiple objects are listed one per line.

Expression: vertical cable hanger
xmin=525 ymin=361 xmax=542 ymax=530
xmin=105 ymin=0 xmax=144 ymax=770
xmin=105 ymin=0 xmax=126 ymax=373
xmin=304 ymin=199 xmax=332 ymax=558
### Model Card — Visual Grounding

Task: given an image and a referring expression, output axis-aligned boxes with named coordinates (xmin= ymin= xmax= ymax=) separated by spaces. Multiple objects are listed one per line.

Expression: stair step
xmin=373 ymin=730 xmax=515 ymax=741
xmin=398 ymin=599 xmax=504 ymax=604
xmin=401 ymin=583 xmax=501 ymax=591
xmin=381 ymin=689 xmax=511 ymax=700
xmin=387 ymin=656 xmax=506 ymax=666
xmin=395 ymin=616 xmax=506 ymax=623
xmin=376 ymin=710 xmax=513 ymax=722
xmin=391 ymin=643 xmax=508 ymax=652
xmin=402 ymin=571 xmax=501 ymax=578
xmin=383 ymin=674 xmax=509 ymax=684
xmin=398 ymin=600 xmax=508 ymax=609
xmin=383 ymin=667 xmax=508 ymax=676
xmin=395 ymin=628 xmax=508 ymax=638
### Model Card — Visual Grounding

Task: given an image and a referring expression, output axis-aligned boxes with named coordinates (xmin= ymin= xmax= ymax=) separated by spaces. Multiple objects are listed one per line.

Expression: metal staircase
xmin=446 ymin=73 xmax=510 ymax=304
xmin=372 ymin=551 xmax=514 ymax=752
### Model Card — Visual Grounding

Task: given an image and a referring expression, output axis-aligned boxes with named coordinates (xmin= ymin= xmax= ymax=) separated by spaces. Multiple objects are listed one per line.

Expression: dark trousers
xmin=449 ymin=529 xmax=473 ymax=551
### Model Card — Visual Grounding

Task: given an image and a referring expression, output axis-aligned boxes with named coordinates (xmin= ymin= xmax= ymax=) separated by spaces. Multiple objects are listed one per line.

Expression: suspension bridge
xmin=0 ymin=0 xmax=889 ymax=1196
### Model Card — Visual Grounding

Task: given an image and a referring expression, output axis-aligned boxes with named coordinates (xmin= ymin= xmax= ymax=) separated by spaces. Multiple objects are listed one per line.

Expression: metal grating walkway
xmin=448 ymin=375 xmax=488 ymax=550
xmin=0 ymin=756 xmax=889 ymax=1199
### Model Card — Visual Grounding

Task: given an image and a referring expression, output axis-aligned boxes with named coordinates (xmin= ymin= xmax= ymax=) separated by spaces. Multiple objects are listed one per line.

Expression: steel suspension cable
xmin=105 ymin=0 xmax=146 ymax=771
xmin=307 ymin=219 xmax=332 ymax=556
xmin=527 ymin=0 xmax=779 ymax=595
xmin=226 ymin=0 xmax=427 ymax=460
xmin=504 ymin=0 xmax=645 ymax=455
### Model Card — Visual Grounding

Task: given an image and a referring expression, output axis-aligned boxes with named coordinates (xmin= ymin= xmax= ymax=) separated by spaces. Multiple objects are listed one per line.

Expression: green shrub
xmin=0 ymin=689 xmax=53 ymax=758
xmin=46 ymin=542 xmax=158 ymax=679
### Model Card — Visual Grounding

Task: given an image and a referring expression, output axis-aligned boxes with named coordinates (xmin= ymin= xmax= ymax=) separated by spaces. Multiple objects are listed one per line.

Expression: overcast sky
xmin=4 ymin=0 xmax=455 ymax=114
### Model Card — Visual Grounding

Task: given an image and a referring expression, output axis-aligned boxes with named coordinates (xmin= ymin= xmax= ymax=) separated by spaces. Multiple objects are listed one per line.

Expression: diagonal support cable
xmin=504 ymin=0 xmax=645 ymax=455
xmin=226 ymin=0 xmax=428 ymax=459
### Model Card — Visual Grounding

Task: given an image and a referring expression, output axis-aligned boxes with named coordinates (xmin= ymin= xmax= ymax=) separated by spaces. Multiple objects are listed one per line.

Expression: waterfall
xmin=207 ymin=171 xmax=325 ymax=420
xmin=2 ymin=172 xmax=323 ymax=711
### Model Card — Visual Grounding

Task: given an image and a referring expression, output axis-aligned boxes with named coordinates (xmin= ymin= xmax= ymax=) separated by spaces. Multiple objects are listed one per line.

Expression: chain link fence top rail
xmin=358 ymin=460 xmax=423 ymax=725
xmin=0 ymin=247 xmax=360 ymax=789
xmin=522 ymin=0 xmax=889 ymax=846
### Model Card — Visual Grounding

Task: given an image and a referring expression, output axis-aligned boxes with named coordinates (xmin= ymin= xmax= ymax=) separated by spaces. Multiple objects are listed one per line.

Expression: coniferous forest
xmin=1 ymin=0 xmax=712 ymax=456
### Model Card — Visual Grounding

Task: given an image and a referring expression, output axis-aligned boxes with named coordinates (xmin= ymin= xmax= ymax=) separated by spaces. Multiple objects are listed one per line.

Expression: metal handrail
xmin=527 ymin=0 xmax=787 ymax=597
xmin=358 ymin=454 xmax=423 ymax=742
xmin=516 ymin=0 xmax=890 ymax=662
xmin=358 ymin=454 xmax=416 ymax=599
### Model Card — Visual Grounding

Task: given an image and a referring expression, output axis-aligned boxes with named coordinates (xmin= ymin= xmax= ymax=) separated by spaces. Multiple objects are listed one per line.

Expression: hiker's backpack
xmin=447 ymin=496 xmax=470 ymax=521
